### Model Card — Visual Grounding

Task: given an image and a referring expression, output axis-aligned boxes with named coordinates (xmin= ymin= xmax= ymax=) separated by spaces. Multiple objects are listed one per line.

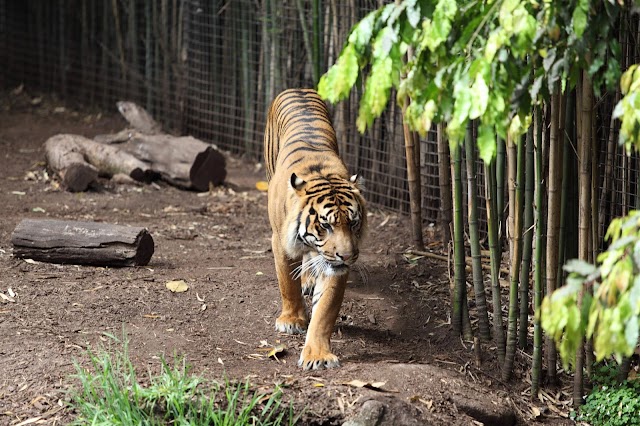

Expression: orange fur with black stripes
xmin=264 ymin=89 xmax=367 ymax=370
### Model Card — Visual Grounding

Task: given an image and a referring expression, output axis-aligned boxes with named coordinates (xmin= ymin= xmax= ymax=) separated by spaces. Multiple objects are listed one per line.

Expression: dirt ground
xmin=0 ymin=92 xmax=573 ymax=425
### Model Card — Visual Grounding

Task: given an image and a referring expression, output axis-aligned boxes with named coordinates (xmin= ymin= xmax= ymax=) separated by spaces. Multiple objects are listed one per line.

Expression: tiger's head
xmin=285 ymin=172 xmax=367 ymax=276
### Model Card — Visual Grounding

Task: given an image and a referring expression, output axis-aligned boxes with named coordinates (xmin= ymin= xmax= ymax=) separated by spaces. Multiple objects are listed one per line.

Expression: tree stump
xmin=11 ymin=219 xmax=154 ymax=266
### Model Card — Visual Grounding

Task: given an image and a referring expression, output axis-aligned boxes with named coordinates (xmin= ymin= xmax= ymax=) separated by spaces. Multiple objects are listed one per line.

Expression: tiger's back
xmin=264 ymin=88 xmax=344 ymax=183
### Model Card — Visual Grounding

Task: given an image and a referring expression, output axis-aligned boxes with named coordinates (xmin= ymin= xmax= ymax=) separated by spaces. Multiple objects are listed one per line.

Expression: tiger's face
xmin=286 ymin=173 xmax=366 ymax=276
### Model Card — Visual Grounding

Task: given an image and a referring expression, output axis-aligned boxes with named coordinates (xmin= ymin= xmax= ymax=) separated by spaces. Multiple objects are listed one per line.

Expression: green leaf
xmin=623 ymin=313 xmax=637 ymax=356
xmin=372 ymin=25 xmax=398 ymax=59
xmin=530 ymin=75 xmax=543 ymax=101
xmin=477 ymin=124 xmax=496 ymax=164
xmin=406 ymin=2 xmax=421 ymax=28
xmin=572 ymin=6 xmax=587 ymax=38
xmin=620 ymin=65 xmax=638 ymax=95
xmin=469 ymin=75 xmax=489 ymax=120
xmin=357 ymin=56 xmax=393 ymax=133
xmin=318 ymin=44 xmax=359 ymax=104
xmin=564 ymin=259 xmax=598 ymax=277
xmin=485 ymin=30 xmax=505 ymax=62
xmin=348 ymin=10 xmax=378 ymax=48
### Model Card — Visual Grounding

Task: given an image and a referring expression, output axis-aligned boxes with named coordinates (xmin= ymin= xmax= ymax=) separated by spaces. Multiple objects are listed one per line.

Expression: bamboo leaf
xmin=563 ymin=259 xmax=597 ymax=277
xmin=357 ymin=56 xmax=393 ymax=132
xmin=348 ymin=10 xmax=378 ymax=48
xmin=572 ymin=4 xmax=588 ymax=38
xmin=469 ymin=75 xmax=488 ymax=119
xmin=318 ymin=44 xmax=359 ymax=103
xmin=624 ymin=315 xmax=639 ymax=350
xmin=477 ymin=124 xmax=496 ymax=164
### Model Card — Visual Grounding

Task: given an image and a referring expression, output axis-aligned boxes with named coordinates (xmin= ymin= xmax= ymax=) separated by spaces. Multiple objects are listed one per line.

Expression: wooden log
xmin=11 ymin=219 xmax=154 ymax=266
xmin=86 ymin=101 xmax=228 ymax=191
xmin=44 ymin=135 xmax=99 ymax=192
xmin=116 ymin=101 xmax=162 ymax=134
xmin=44 ymin=134 xmax=156 ymax=187
xmin=113 ymin=101 xmax=226 ymax=190
xmin=126 ymin=133 xmax=226 ymax=190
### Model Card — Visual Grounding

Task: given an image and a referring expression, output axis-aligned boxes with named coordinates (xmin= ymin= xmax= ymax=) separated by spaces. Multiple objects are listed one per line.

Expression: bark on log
xmin=44 ymin=134 xmax=156 ymax=189
xmin=126 ymin=133 xmax=226 ymax=190
xmin=112 ymin=101 xmax=226 ymax=190
xmin=116 ymin=101 xmax=162 ymax=134
xmin=11 ymin=219 xmax=154 ymax=266
xmin=44 ymin=135 xmax=99 ymax=192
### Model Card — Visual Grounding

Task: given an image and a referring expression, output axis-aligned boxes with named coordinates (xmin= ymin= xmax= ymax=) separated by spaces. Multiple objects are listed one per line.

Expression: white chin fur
xmin=326 ymin=265 xmax=349 ymax=276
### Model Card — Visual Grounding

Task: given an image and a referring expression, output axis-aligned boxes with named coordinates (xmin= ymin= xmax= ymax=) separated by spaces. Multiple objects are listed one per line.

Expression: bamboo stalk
xmin=496 ymin=138 xmax=506 ymax=251
xmin=111 ymin=0 xmax=127 ymax=86
xmin=128 ymin=0 xmax=138 ymax=95
xmin=465 ymin=122 xmax=491 ymax=341
xmin=503 ymin=130 xmax=525 ymax=381
xmin=58 ymin=0 xmax=66 ymax=96
xmin=313 ymin=0 xmax=322 ymax=86
xmin=437 ymin=123 xmax=453 ymax=244
xmin=145 ymin=0 xmax=153 ymax=111
xmin=401 ymin=51 xmax=425 ymax=251
xmin=486 ymin=160 xmax=506 ymax=363
xmin=518 ymin=124 xmax=534 ymax=349
xmin=102 ymin=0 xmax=109 ymax=103
xmin=81 ymin=1 xmax=89 ymax=100
xmin=241 ymin=0 xmax=252 ymax=153
xmin=451 ymin=140 xmax=466 ymax=335
xmin=556 ymin=91 xmax=574 ymax=308
xmin=574 ymin=70 xmax=593 ymax=407
xmin=531 ymin=107 xmax=545 ymax=397
xmin=295 ymin=0 xmax=318 ymax=84
xmin=161 ymin=0 xmax=170 ymax=120
xmin=545 ymin=91 xmax=562 ymax=385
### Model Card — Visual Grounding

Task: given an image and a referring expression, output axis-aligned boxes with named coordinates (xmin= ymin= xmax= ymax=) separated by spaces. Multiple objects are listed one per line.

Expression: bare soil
xmin=0 ymin=92 xmax=571 ymax=425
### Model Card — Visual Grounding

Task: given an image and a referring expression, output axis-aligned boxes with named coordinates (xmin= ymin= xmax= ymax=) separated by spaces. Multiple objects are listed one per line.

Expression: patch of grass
xmin=69 ymin=334 xmax=300 ymax=425
xmin=574 ymin=363 xmax=640 ymax=426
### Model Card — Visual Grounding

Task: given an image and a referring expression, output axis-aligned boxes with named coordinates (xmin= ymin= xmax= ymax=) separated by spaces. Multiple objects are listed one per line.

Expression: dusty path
xmin=0 ymin=96 xmax=567 ymax=425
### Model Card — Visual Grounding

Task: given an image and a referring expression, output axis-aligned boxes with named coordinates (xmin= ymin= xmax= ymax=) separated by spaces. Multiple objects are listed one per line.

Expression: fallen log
xmin=126 ymin=133 xmax=226 ymax=190
xmin=11 ymin=219 xmax=154 ymax=266
xmin=44 ymin=134 xmax=156 ymax=190
xmin=44 ymin=135 xmax=99 ymax=192
xmin=116 ymin=101 xmax=162 ymax=134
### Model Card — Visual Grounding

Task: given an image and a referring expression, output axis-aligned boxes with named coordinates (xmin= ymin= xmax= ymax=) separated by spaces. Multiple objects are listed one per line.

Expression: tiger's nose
xmin=337 ymin=251 xmax=357 ymax=262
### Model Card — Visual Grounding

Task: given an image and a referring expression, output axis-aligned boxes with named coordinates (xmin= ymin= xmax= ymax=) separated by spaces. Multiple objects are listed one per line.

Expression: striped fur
xmin=264 ymin=89 xmax=367 ymax=370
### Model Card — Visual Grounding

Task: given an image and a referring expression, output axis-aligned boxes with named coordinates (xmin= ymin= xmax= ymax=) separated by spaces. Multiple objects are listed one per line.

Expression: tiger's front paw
xmin=298 ymin=346 xmax=340 ymax=370
xmin=275 ymin=313 xmax=308 ymax=335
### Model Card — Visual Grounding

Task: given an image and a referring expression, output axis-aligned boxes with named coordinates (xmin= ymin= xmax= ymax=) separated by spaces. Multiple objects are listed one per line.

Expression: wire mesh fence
xmin=1 ymin=0 xmax=444 ymax=225
xmin=0 ymin=0 xmax=636 ymax=244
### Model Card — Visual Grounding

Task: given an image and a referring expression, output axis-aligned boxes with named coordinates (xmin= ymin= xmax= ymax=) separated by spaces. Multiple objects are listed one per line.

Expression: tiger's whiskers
xmin=291 ymin=255 xmax=325 ymax=280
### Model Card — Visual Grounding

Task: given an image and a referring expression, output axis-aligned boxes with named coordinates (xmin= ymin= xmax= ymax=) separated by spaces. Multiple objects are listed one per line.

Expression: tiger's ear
xmin=349 ymin=173 xmax=365 ymax=192
xmin=290 ymin=173 xmax=306 ymax=191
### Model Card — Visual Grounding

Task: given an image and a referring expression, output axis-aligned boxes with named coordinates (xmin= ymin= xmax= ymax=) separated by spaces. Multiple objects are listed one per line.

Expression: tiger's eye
xmin=321 ymin=222 xmax=332 ymax=230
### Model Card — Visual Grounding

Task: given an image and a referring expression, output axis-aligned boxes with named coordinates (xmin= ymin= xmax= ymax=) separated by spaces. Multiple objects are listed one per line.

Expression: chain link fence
xmin=0 ymin=0 xmax=635 ymax=245
xmin=0 ymin=0 xmax=445 ymax=229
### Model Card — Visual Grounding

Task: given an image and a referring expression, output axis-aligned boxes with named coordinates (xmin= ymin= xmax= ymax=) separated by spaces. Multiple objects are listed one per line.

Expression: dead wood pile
xmin=44 ymin=102 xmax=226 ymax=192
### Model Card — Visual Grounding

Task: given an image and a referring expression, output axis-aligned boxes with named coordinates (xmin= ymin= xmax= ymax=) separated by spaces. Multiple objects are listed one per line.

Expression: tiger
xmin=263 ymin=88 xmax=367 ymax=370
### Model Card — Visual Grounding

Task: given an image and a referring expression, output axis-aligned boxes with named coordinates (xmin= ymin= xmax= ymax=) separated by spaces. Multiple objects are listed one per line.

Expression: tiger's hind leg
xmin=272 ymin=234 xmax=308 ymax=334
xmin=298 ymin=273 xmax=347 ymax=370
xmin=301 ymin=252 xmax=318 ymax=296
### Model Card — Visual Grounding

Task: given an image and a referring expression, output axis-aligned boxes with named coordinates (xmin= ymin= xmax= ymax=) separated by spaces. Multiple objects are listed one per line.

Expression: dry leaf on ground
xmin=267 ymin=344 xmax=287 ymax=359
xmin=256 ymin=181 xmax=268 ymax=191
xmin=166 ymin=280 xmax=189 ymax=293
